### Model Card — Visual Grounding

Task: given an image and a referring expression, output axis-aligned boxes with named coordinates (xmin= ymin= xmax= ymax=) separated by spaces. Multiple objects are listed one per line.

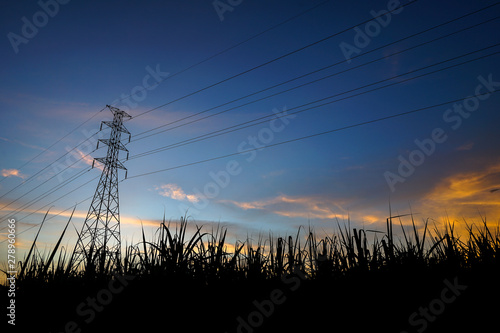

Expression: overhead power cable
xmin=110 ymin=1 xmax=332 ymax=106
xmin=0 ymin=0 xmax=333 ymax=235
xmin=125 ymin=88 xmax=500 ymax=180
xmin=131 ymin=4 xmax=498 ymax=141
xmin=129 ymin=0 xmax=418 ymax=120
xmin=0 ymin=146 xmax=100 ymax=211
xmin=0 ymin=107 xmax=105 ymax=186
xmin=0 ymin=168 xmax=93 ymax=225
xmin=0 ymin=126 xmax=104 ymax=203
xmin=3 ymin=1 xmax=498 ymax=240
xmin=1 ymin=1 xmax=490 ymax=213
xmin=126 ymin=45 xmax=500 ymax=161
xmin=0 ymin=193 xmax=94 ymax=243
xmin=5 ymin=87 xmax=499 ymax=242
xmin=0 ymin=0 xmax=337 ymax=205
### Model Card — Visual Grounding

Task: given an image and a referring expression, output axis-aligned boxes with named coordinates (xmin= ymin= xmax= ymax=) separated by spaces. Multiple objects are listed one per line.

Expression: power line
xmin=129 ymin=0 xmax=418 ymax=120
xmin=125 ymin=88 xmax=500 ymax=180
xmin=130 ymin=5 xmax=499 ymax=142
xmin=0 ymin=0 xmax=486 ymax=211
xmin=2 ymin=1 xmax=497 ymax=240
xmin=0 ymin=2 xmax=336 ymax=217
xmin=0 ymin=106 xmax=105 ymax=186
xmin=4 ymin=42 xmax=494 ymax=222
xmin=0 ymin=0 xmax=400 ymax=210
xmin=110 ymin=1 xmax=332 ymax=107
xmin=125 ymin=45 xmax=500 ymax=161
xmin=0 ymin=125 xmax=104 ymax=202
xmin=0 ymin=168 xmax=94 ymax=229
xmin=0 ymin=146 xmax=99 ymax=211
xmin=5 ymin=86 xmax=499 ymax=242
xmin=0 ymin=193 xmax=94 ymax=243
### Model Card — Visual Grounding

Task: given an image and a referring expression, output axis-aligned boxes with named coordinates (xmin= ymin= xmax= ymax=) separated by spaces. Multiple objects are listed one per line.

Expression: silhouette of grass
xmin=2 ymin=212 xmax=499 ymax=332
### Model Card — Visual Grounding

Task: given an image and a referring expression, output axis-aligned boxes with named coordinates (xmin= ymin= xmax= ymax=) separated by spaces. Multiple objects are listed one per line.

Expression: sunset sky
xmin=1 ymin=0 xmax=499 ymax=255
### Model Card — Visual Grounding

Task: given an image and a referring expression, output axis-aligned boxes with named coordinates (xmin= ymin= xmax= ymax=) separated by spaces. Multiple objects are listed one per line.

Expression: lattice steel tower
xmin=72 ymin=105 xmax=131 ymax=274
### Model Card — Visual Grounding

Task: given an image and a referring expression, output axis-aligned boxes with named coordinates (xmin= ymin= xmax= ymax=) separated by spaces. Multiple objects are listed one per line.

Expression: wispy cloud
xmin=220 ymin=194 xmax=391 ymax=233
xmin=73 ymin=148 xmax=103 ymax=170
xmin=261 ymin=169 xmax=285 ymax=179
xmin=1 ymin=168 xmax=27 ymax=179
xmin=0 ymin=91 xmax=93 ymax=122
xmin=421 ymin=162 xmax=500 ymax=223
xmin=154 ymin=183 xmax=200 ymax=203
xmin=456 ymin=142 xmax=474 ymax=151
xmin=221 ymin=194 xmax=348 ymax=220
xmin=0 ymin=136 xmax=46 ymax=152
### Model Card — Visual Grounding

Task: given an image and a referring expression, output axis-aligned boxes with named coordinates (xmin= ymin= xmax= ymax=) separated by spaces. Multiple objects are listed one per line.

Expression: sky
xmin=0 ymin=0 xmax=499 ymax=257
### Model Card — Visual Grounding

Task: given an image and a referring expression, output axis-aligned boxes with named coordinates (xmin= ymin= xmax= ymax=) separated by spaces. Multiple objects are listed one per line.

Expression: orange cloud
xmin=71 ymin=148 xmax=104 ymax=171
xmin=1 ymin=168 xmax=26 ymax=179
xmin=154 ymin=183 xmax=200 ymax=203
xmin=221 ymin=195 xmax=399 ymax=233
xmin=421 ymin=162 xmax=500 ymax=226
xmin=221 ymin=195 xmax=349 ymax=220
xmin=75 ymin=149 xmax=96 ymax=167
xmin=456 ymin=142 xmax=474 ymax=151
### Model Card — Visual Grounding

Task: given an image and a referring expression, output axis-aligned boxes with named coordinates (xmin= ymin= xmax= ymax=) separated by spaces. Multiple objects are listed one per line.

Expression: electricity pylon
xmin=72 ymin=105 xmax=131 ymax=275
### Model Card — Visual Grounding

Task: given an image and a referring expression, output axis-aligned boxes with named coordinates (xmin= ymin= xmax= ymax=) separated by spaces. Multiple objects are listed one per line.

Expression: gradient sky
xmin=1 ymin=0 xmax=500 ymax=256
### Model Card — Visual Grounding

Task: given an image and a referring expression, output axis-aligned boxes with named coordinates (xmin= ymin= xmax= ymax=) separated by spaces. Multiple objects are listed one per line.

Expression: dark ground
xmin=3 ymin=263 xmax=499 ymax=333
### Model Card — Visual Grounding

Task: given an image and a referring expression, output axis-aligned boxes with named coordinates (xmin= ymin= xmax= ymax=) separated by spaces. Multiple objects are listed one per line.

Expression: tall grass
xmin=4 ymin=211 xmax=499 ymax=333
xmin=3 ymin=211 xmax=499 ymax=286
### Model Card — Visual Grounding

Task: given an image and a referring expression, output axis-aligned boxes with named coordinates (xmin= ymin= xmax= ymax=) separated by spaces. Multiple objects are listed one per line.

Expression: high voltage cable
xmin=125 ymin=49 xmax=498 ymax=161
xmin=0 ymin=1 xmax=334 ymax=228
xmin=0 ymin=136 xmax=105 ymax=227
xmin=0 ymin=106 xmax=105 ymax=186
xmin=0 ymin=147 xmax=99 ymax=211
xmin=0 ymin=1 xmax=334 ymax=204
xmin=131 ymin=3 xmax=499 ymax=141
xmin=0 ymin=1 xmax=325 ymax=205
xmin=125 ymin=88 xmax=500 ymax=180
xmin=0 ymin=126 xmax=104 ymax=202
xmin=0 ymin=168 xmax=93 ymax=227
xmin=0 ymin=0 xmax=381 ymax=208
xmin=15 ymin=174 xmax=97 ymax=226
xmin=5 ymin=87 xmax=499 ymax=241
xmin=0 ymin=1 xmax=488 ymax=207
xmin=0 ymin=170 xmax=96 ymax=229
xmin=126 ymin=46 xmax=500 ymax=161
xmin=0 ymin=194 xmax=95 ymax=243
xmin=0 ymin=138 xmax=102 ymax=227
xmin=3 ymin=43 xmax=495 ymax=226
xmin=129 ymin=0 xmax=419 ymax=120
xmin=131 ymin=16 xmax=499 ymax=144
xmin=110 ymin=1 xmax=332 ymax=106
xmin=2 ymin=1 xmax=497 ymax=239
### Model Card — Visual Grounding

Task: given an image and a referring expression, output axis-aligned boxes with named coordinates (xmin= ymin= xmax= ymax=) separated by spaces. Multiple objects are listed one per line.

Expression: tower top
xmin=106 ymin=105 xmax=132 ymax=119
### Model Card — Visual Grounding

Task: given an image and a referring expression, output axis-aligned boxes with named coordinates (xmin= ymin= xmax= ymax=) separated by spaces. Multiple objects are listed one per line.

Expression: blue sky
xmin=1 ymin=0 xmax=500 ymax=255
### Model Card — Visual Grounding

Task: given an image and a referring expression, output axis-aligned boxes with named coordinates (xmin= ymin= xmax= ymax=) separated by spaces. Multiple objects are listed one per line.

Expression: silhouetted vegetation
xmin=2 ymin=213 xmax=499 ymax=332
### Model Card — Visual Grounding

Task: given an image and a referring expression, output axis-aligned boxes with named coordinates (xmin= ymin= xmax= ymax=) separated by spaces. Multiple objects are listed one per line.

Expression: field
xmin=2 ymin=214 xmax=499 ymax=332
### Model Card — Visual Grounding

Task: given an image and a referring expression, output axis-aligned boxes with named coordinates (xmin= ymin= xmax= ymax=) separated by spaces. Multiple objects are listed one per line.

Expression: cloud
xmin=154 ymin=183 xmax=200 ymax=203
xmin=1 ymin=168 xmax=27 ymax=179
xmin=456 ymin=142 xmax=474 ymax=151
xmin=261 ymin=169 xmax=285 ymax=179
xmin=0 ymin=136 xmax=47 ymax=152
xmin=220 ymin=194 xmax=392 ymax=234
xmin=421 ymin=162 xmax=500 ymax=223
xmin=221 ymin=194 xmax=349 ymax=220
xmin=72 ymin=148 xmax=103 ymax=170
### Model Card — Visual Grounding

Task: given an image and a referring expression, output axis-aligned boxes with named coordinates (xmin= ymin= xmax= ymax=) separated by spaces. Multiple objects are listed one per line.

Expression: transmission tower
xmin=72 ymin=105 xmax=131 ymax=274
